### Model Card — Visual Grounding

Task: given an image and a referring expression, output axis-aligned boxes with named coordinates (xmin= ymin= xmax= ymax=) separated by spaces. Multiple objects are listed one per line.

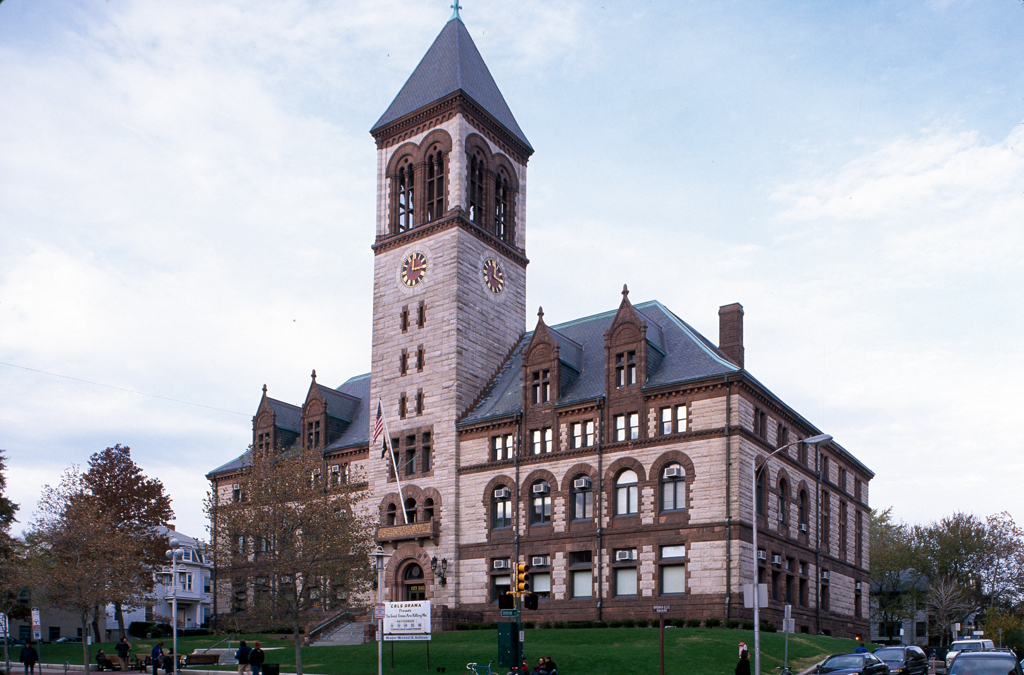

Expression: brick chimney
xmin=718 ymin=303 xmax=744 ymax=368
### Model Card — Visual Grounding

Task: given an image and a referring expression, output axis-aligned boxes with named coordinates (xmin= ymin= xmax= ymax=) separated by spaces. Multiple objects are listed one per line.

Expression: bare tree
xmin=83 ymin=445 xmax=173 ymax=639
xmin=927 ymin=576 xmax=974 ymax=645
xmin=29 ymin=469 xmax=152 ymax=673
xmin=206 ymin=448 xmax=376 ymax=675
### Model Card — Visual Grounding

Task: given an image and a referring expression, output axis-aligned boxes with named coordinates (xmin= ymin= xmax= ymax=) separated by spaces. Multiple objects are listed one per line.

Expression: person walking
xmin=734 ymin=649 xmax=751 ymax=675
xmin=115 ymin=637 xmax=132 ymax=670
xmin=20 ymin=642 xmax=39 ymax=675
xmin=854 ymin=643 xmax=868 ymax=653
xmin=150 ymin=642 xmax=165 ymax=675
xmin=235 ymin=640 xmax=251 ymax=675
xmin=248 ymin=641 xmax=265 ymax=675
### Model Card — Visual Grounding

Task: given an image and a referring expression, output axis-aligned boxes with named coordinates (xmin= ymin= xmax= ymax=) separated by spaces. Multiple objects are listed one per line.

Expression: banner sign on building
xmin=383 ymin=600 xmax=431 ymax=641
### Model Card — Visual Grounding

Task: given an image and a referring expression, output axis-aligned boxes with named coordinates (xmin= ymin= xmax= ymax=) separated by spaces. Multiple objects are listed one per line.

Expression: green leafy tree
xmin=29 ymin=469 xmax=151 ymax=673
xmin=0 ymin=450 xmax=21 ymax=670
xmin=206 ymin=448 xmax=376 ymax=675
xmin=82 ymin=445 xmax=174 ymax=639
xmin=870 ymin=508 xmax=924 ymax=641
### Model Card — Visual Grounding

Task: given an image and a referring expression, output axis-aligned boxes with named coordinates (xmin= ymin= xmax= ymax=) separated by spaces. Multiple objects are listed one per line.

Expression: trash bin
xmin=263 ymin=664 xmax=280 ymax=675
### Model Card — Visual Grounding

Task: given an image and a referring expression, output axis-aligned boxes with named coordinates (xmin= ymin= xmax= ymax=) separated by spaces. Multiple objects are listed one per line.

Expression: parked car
xmin=946 ymin=650 xmax=1023 ymax=675
xmin=816 ymin=653 xmax=889 ymax=675
xmin=945 ymin=639 xmax=996 ymax=671
xmin=873 ymin=645 xmax=930 ymax=675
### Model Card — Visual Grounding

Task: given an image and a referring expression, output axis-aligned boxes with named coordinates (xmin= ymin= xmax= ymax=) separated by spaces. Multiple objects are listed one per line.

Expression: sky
xmin=1 ymin=0 xmax=1022 ymax=541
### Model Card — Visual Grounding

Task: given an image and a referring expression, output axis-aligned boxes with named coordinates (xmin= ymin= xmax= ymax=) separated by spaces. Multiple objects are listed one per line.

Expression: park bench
xmin=183 ymin=654 xmax=220 ymax=668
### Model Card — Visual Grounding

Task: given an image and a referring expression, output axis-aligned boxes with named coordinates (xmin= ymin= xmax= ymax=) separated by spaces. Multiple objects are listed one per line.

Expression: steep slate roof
xmin=370 ymin=17 xmax=532 ymax=150
xmin=325 ymin=373 xmax=372 ymax=451
xmin=459 ymin=300 xmax=741 ymax=426
xmin=318 ymin=384 xmax=361 ymax=422
xmin=267 ymin=397 xmax=301 ymax=432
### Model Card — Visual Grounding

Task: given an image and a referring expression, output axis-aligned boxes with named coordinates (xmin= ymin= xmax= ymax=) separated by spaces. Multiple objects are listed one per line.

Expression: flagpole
xmin=378 ymin=399 xmax=409 ymax=525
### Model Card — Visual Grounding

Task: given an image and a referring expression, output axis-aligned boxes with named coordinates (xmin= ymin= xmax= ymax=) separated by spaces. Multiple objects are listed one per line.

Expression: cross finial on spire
xmin=262 ymin=384 xmax=267 ymax=394
xmin=538 ymin=306 xmax=544 ymax=320
xmin=450 ymin=1 xmax=462 ymax=21
xmin=311 ymin=369 xmax=317 ymax=381
xmin=622 ymin=284 xmax=629 ymax=297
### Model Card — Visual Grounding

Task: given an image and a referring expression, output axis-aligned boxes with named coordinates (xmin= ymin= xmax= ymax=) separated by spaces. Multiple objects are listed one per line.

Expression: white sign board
xmin=374 ymin=603 xmax=385 ymax=620
xmin=0 ymin=613 xmax=8 ymax=635
xmin=742 ymin=583 xmax=768 ymax=608
xmin=31 ymin=607 xmax=40 ymax=626
xmin=383 ymin=601 xmax=431 ymax=641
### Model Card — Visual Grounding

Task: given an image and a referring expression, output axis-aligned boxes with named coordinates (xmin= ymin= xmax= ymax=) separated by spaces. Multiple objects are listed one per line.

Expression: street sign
xmin=742 ymin=583 xmax=768 ymax=608
xmin=33 ymin=629 xmax=41 ymax=641
xmin=0 ymin=612 xmax=8 ymax=635
xmin=653 ymin=605 xmax=671 ymax=614
xmin=31 ymin=607 xmax=40 ymax=625
xmin=519 ymin=630 xmax=524 ymax=644
xmin=500 ymin=609 xmax=519 ymax=617
xmin=782 ymin=619 xmax=795 ymax=633
xmin=374 ymin=603 xmax=385 ymax=619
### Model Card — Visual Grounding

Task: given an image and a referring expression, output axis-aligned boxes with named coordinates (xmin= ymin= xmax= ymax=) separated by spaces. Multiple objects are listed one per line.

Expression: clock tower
xmin=367 ymin=11 xmax=532 ymax=603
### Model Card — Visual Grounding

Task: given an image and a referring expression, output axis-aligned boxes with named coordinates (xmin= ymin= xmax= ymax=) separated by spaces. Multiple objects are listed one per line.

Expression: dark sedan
xmin=873 ymin=645 xmax=930 ymax=675
xmin=817 ymin=653 xmax=889 ymax=675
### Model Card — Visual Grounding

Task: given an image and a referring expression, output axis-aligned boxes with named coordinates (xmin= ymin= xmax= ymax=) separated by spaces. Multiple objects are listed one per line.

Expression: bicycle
xmin=466 ymin=661 xmax=498 ymax=675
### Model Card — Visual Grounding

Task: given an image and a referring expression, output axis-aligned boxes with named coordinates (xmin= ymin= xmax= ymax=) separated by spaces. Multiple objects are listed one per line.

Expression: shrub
xmin=622 ymin=619 xmax=636 ymax=627
xmin=685 ymin=618 xmax=702 ymax=628
xmin=725 ymin=619 xmax=741 ymax=629
xmin=705 ymin=617 xmax=722 ymax=628
xmin=594 ymin=621 xmax=609 ymax=628
xmin=760 ymin=621 xmax=777 ymax=633
xmin=553 ymin=621 xmax=567 ymax=629
xmin=670 ymin=618 xmax=686 ymax=628
xmin=541 ymin=621 xmax=553 ymax=629
xmin=523 ymin=622 xmax=536 ymax=629
xmin=741 ymin=620 xmax=755 ymax=630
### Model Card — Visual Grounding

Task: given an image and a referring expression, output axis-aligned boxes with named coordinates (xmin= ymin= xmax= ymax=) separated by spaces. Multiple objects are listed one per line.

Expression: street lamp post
xmin=165 ymin=538 xmax=184 ymax=675
xmin=371 ymin=546 xmax=391 ymax=675
xmin=751 ymin=433 xmax=831 ymax=675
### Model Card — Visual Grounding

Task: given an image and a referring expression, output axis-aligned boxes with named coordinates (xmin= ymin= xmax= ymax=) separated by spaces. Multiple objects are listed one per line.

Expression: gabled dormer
xmin=302 ymin=370 xmax=363 ymax=450
xmin=604 ymin=286 xmax=649 ymax=443
xmin=252 ymin=384 xmax=301 ymax=453
xmin=522 ymin=308 xmax=560 ymax=411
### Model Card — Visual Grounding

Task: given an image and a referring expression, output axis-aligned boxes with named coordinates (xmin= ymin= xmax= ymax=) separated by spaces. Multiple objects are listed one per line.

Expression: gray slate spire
xmin=371 ymin=17 xmax=532 ymax=150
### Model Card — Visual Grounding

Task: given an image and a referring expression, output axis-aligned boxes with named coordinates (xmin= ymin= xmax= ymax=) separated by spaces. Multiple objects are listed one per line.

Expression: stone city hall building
xmin=208 ymin=11 xmax=872 ymax=638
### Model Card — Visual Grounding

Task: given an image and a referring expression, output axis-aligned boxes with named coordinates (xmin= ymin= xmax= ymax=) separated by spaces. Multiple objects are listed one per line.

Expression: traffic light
xmin=498 ymin=593 xmax=515 ymax=609
xmin=523 ymin=593 xmax=539 ymax=610
xmin=515 ymin=562 xmax=531 ymax=594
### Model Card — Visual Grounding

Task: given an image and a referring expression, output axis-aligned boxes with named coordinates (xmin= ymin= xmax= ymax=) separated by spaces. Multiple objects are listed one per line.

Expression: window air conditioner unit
xmin=532 ymin=482 xmax=550 ymax=495
xmin=494 ymin=488 xmax=511 ymax=499
xmin=615 ymin=550 xmax=636 ymax=562
xmin=493 ymin=560 xmax=510 ymax=570
xmin=798 ymin=523 xmax=807 ymax=533
xmin=771 ymin=554 xmax=782 ymax=566
xmin=757 ymin=550 xmax=767 ymax=561
xmin=331 ymin=465 xmax=340 ymax=473
xmin=313 ymin=468 xmax=321 ymax=476
xmin=821 ymin=570 xmax=830 ymax=581
xmin=232 ymin=484 xmax=240 ymax=490
xmin=573 ymin=477 xmax=592 ymax=490
xmin=531 ymin=556 xmax=550 ymax=567
xmin=855 ymin=582 xmax=862 ymax=591
xmin=663 ymin=466 xmax=684 ymax=479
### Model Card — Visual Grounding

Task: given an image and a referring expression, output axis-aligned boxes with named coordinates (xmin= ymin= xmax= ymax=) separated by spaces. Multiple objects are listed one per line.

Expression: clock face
xmin=400 ymin=252 xmax=427 ymax=287
xmin=482 ymin=258 xmax=505 ymax=294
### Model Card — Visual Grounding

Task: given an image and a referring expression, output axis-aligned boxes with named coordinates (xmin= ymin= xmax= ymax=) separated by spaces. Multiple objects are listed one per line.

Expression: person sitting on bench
xmin=97 ymin=650 xmax=116 ymax=671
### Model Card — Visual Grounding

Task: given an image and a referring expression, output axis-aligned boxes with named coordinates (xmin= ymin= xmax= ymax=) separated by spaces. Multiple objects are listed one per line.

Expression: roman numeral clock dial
xmin=482 ymin=258 xmax=505 ymax=294
xmin=400 ymin=252 xmax=427 ymax=287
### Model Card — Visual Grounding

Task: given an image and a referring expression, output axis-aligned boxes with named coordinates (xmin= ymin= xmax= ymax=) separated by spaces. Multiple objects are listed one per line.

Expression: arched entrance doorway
xmin=403 ymin=563 xmax=426 ymax=600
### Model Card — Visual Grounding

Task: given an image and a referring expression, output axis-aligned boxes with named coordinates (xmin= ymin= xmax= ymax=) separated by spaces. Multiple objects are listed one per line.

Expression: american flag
xmin=372 ymin=400 xmax=386 ymax=459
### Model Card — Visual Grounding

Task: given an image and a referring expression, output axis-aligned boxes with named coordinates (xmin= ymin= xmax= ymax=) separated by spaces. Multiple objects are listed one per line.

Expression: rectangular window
xmin=822 ymin=491 xmax=831 ymax=554
xmin=400 ymin=349 xmax=408 ymax=375
xmin=572 ymin=486 xmax=593 ymax=520
xmin=398 ymin=393 xmax=407 ymax=419
xmin=570 ymin=420 xmax=596 ymax=448
xmin=777 ymin=424 xmax=788 ymax=449
xmin=786 ymin=575 xmax=793 ymax=603
xmin=839 ymin=501 xmax=848 ymax=559
xmin=571 ymin=570 xmax=592 ymax=598
xmin=531 ymin=428 xmax=552 ymax=454
xmin=614 ymin=414 xmax=625 ymax=442
xmin=799 ymin=578 xmax=807 ymax=607
xmin=48 ymin=627 xmax=60 ymax=641
xmin=821 ymin=455 xmax=830 ymax=483
xmin=771 ymin=571 xmax=779 ymax=601
xmin=569 ymin=550 xmax=592 ymax=566
xmin=839 ymin=467 xmax=848 ymax=492
xmin=821 ymin=584 xmax=830 ymax=611
xmin=416 ymin=389 xmax=424 ymax=415
xmin=614 ymin=568 xmax=637 ymax=596
xmin=675 ymin=404 xmax=687 ymax=433
xmin=660 ymin=545 xmax=686 ymax=559
xmin=855 ymin=591 xmax=863 ymax=618
xmin=306 ymin=420 xmax=320 ymax=448
xmin=400 ymin=306 xmax=409 ymax=332
xmin=855 ymin=510 xmax=863 ymax=566
xmin=798 ymin=440 xmax=807 ymax=466
xmin=417 ymin=301 xmax=425 ymax=328
xmin=531 ymin=370 xmax=550 ymax=404
xmin=421 ymin=432 xmax=431 ymax=472
xmin=180 ymin=572 xmax=193 ymax=591
xmin=627 ymin=412 xmax=639 ymax=440
xmin=405 ymin=447 xmax=416 ymax=476
xmin=492 ymin=575 xmax=510 ymax=601
xmin=660 ymin=407 xmax=672 ymax=435
xmin=532 ymin=572 xmax=551 ymax=599
xmin=492 ymin=434 xmax=513 ymax=461
xmin=416 ymin=345 xmax=424 ymax=371
xmin=615 ymin=351 xmax=637 ymax=387
xmin=661 ymin=564 xmax=686 ymax=594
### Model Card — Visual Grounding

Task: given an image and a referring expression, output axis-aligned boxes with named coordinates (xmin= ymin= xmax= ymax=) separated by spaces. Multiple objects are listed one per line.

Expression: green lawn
xmin=36 ymin=628 xmax=865 ymax=675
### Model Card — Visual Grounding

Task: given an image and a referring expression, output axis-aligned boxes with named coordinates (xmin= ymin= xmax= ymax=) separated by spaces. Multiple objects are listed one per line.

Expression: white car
xmin=944 ymin=639 xmax=995 ymax=671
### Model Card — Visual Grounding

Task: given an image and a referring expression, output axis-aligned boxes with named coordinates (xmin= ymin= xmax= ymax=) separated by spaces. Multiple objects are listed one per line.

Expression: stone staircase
xmin=309 ymin=620 xmax=368 ymax=646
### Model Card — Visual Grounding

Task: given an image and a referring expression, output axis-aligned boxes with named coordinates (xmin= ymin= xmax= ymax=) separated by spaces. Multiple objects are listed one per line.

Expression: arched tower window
xmin=426 ymin=149 xmax=445 ymax=223
xmin=799 ymin=490 xmax=808 ymax=528
xmin=397 ymin=162 xmax=414 ymax=232
xmin=494 ymin=170 xmax=509 ymax=241
xmin=615 ymin=469 xmax=638 ymax=516
xmin=404 ymin=497 xmax=417 ymax=524
xmin=492 ymin=484 xmax=512 ymax=529
xmin=386 ymin=503 xmax=397 ymax=527
xmin=571 ymin=474 xmax=593 ymax=520
xmin=423 ymin=497 xmax=435 ymax=521
xmin=756 ymin=471 xmax=765 ymax=517
xmin=468 ymin=154 xmax=484 ymax=225
xmin=530 ymin=480 xmax=551 ymax=524
xmin=778 ymin=479 xmax=788 ymax=525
